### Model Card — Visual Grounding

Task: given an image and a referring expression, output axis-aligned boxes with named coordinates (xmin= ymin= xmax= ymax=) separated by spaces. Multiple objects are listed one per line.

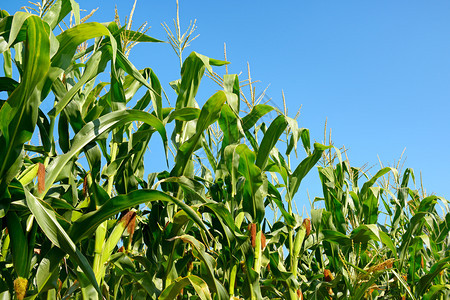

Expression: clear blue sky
xmin=2 ymin=1 xmax=449 ymax=209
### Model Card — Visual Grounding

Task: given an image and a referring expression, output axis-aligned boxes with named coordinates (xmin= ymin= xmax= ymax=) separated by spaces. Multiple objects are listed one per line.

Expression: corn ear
xmin=293 ymin=222 xmax=307 ymax=259
xmin=92 ymin=221 xmax=107 ymax=282
xmin=96 ymin=211 xmax=137 ymax=283
xmin=292 ymin=218 xmax=309 ymax=278
xmin=103 ymin=211 xmax=136 ymax=261
xmin=17 ymin=163 xmax=39 ymax=186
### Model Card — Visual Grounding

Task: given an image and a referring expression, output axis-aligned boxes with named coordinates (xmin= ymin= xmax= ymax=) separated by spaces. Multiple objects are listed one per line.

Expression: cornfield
xmin=0 ymin=1 xmax=448 ymax=299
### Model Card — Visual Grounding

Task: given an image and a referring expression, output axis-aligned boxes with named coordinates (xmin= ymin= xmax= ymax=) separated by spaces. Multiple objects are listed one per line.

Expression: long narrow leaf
xmin=0 ymin=15 xmax=49 ymax=195
xmin=42 ymin=110 xmax=167 ymax=196
xmin=24 ymin=189 xmax=102 ymax=297
xmin=69 ymin=189 xmax=208 ymax=242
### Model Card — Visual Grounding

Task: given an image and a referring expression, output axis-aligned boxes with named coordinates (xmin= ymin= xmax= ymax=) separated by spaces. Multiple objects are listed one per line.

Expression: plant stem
xmin=229 ymin=263 xmax=238 ymax=296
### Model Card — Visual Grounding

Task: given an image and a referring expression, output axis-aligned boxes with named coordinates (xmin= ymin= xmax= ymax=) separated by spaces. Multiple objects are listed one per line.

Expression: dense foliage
xmin=0 ymin=1 xmax=448 ymax=299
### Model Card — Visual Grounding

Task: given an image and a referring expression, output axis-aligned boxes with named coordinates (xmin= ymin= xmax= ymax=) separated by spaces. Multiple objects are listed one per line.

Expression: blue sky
xmin=2 ymin=1 xmax=449 ymax=211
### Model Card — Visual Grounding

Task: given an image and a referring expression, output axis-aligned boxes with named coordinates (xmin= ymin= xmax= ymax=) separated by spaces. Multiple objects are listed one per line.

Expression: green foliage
xmin=0 ymin=1 xmax=448 ymax=299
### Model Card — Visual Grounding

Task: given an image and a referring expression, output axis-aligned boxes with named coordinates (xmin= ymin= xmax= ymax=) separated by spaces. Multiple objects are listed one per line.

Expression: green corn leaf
xmin=69 ymin=189 xmax=208 ymax=242
xmin=360 ymin=167 xmax=398 ymax=199
xmin=176 ymin=52 xmax=228 ymax=110
xmin=126 ymin=68 xmax=162 ymax=115
xmin=49 ymin=47 xmax=109 ymax=118
xmin=398 ymin=207 xmax=437 ymax=271
xmin=391 ymin=270 xmax=416 ymax=300
xmin=5 ymin=212 xmax=28 ymax=277
xmin=288 ymin=143 xmax=331 ymax=198
xmin=422 ymin=284 xmax=450 ymax=300
xmin=235 ymin=144 xmax=265 ymax=223
xmin=417 ymin=257 xmax=450 ymax=296
xmin=436 ymin=212 xmax=450 ymax=243
xmin=42 ymin=109 xmax=167 ymax=196
xmin=43 ymin=22 xmax=117 ymax=99
xmin=379 ymin=231 xmax=397 ymax=256
xmin=2 ymin=49 xmax=12 ymax=81
xmin=173 ymin=235 xmax=229 ymax=300
xmin=360 ymin=167 xmax=398 ymax=224
xmin=268 ymin=182 xmax=296 ymax=227
xmin=24 ymin=189 xmax=102 ymax=297
xmin=77 ymin=271 xmax=98 ymax=300
xmin=171 ymin=91 xmax=227 ymax=177
xmin=255 ymin=115 xmax=288 ymax=170
xmin=218 ymin=104 xmax=240 ymax=149
xmin=352 ymin=270 xmax=388 ymax=300
xmin=241 ymin=104 xmax=274 ymax=132
xmin=203 ymin=203 xmax=247 ymax=244
xmin=286 ymin=128 xmax=311 ymax=156
xmin=168 ymin=107 xmax=201 ymax=122
xmin=159 ymin=275 xmax=212 ymax=300
xmin=4 ymin=12 xmax=32 ymax=48
xmin=350 ymin=224 xmax=381 ymax=244
xmin=222 ymin=74 xmax=240 ymax=113
xmin=34 ymin=247 xmax=65 ymax=294
xmin=113 ymin=48 xmax=163 ymax=119
xmin=0 ymin=77 xmax=18 ymax=92
xmin=121 ymin=30 xmax=163 ymax=43
xmin=322 ymin=230 xmax=351 ymax=246
xmin=17 ymin=163 xmax=39 ymax=186
xmin=100 ymin=211 xmax=136 ymax=267
xmin=42 ymin=0 xmax=76 ymax=30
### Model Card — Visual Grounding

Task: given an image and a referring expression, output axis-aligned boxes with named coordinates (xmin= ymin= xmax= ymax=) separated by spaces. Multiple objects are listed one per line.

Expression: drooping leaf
xmin=288 ymin=143 xmax=331 ymax=198
xmin=69 ymin=189 xmax=208 ymax=242
xmin=235 ymin=144 xmax=266 ymax=223
xmin=171 ymin=91 xmax=227 ymax=177
xmin=174 ymin=235 xmax=229 ymax=300
xmin=255 ymin=115 xmax=287 ymax=170
xmin=24 ymin=189 xmax=102 ymax=297
xmin=42 ymin=109 xmax=168 ymax=196
xmin=159 ymin=275 xmax=211 ymax=300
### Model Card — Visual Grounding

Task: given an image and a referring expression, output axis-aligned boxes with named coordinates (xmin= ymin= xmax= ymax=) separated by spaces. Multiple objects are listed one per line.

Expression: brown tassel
xmin=38 ymin=163 xmax=45 ymax=193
